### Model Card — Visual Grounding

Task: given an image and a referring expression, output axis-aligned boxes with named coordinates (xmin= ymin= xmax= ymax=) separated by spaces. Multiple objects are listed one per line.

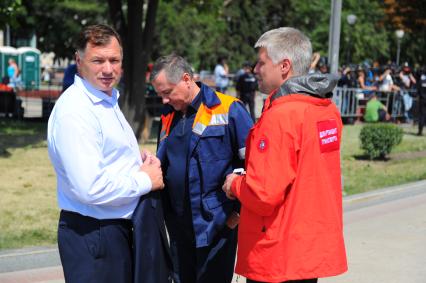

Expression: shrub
xmin=359 ymin=123 xmax=403 ymax=159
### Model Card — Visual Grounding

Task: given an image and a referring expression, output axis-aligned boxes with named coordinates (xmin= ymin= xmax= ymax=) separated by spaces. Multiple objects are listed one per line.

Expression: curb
xmin=343 ymin=180 xmax=426 ymax=208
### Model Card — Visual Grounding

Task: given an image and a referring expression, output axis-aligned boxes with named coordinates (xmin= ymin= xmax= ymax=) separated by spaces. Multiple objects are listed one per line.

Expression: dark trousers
xmin=247 ymin=278 xmax=318 ymax=283
xmin=418 ymin=105 xmax=426 ymax=135
xmin=58 ymin=210 xmax=133 ymax=283
xmin=168 ymin=218 xmax=237 ymax=283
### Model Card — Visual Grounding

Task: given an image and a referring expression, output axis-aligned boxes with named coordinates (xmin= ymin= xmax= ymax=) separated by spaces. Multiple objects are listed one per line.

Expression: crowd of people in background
xmin=210 ymin=53 xmax=425 ymax=135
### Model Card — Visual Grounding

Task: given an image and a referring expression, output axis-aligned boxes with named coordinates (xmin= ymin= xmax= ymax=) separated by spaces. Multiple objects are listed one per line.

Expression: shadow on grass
xmin=0 ymin=118 xmax=47 ymax=155
xmin=353 ymin=154 xmax=390 ymax=161
xmin=404 ymin=132 xmax=422 ymax=137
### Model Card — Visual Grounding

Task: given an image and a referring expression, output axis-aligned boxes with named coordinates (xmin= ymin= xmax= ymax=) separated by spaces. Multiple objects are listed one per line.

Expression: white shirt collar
xmin=73 ymin=74 xmax=120 ymax=105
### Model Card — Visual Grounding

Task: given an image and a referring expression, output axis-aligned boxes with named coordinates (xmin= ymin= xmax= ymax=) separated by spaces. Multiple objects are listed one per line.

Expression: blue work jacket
xmin=157 ymin=83 xmax=253 ymax=247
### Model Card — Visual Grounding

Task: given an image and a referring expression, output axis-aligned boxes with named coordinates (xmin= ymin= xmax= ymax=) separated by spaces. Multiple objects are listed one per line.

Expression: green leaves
xmin=360 ymin=123 xmax=403 ymax=159
xmin=0 ymin=0 xmax=24 ymax=28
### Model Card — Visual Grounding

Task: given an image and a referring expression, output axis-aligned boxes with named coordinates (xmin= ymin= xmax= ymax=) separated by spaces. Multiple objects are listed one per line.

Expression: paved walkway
xmin=1 ymin=180 xmax=425 ymax=283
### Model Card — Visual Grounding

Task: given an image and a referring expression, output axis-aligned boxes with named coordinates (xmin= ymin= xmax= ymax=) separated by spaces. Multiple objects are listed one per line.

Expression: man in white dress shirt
xmin=47 ymin=24 xmax=164 ymax=283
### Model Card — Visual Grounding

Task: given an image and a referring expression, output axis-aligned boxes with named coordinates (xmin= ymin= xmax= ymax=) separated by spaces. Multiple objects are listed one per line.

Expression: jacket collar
xmin=161 ymin=82 xmax=220 ymax=116
xmin=270 ymin=73 xmax=338 ymax=104
xmin=197 ymin=82 xmax=221 ymax=108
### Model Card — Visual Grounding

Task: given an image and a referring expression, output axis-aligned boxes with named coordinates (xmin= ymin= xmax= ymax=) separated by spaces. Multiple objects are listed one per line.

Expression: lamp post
xmin=395 ymin=29 xmax=404 ymax=66
xmin=345 ymin=14 xmax=357 ymax=64
xmin=328 ymin=0 xmax=342 ymax=75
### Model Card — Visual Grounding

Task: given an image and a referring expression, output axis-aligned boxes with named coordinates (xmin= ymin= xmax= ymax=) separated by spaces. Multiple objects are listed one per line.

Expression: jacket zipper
xmin=182 ymin=114 xmax=186 ymax=135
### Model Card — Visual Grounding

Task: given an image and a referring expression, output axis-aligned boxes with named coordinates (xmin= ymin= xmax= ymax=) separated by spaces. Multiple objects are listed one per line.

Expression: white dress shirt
xmin=48 ymin=75 xmax=152 ymax=219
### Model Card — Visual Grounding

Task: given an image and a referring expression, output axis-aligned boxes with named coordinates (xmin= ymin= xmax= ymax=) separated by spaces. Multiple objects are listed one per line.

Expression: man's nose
xmin=254 ymin=63 xmax=260 ymax=74
xmin=103 ymin=61 xmax=113 ymax=73
xmin=162 ymin=97 xmax=169 ymax=104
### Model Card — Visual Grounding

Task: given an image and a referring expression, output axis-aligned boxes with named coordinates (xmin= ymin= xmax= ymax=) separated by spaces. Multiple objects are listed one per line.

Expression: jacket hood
xmin=271 ymin=73 xmax=338 ymax=103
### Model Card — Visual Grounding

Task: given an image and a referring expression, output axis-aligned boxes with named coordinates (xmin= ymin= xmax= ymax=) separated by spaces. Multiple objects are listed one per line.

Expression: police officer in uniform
xmin=236 ymin=62 xmax=258 ymax=122
xmin=417 ymin=66 xmax=426 ymax=136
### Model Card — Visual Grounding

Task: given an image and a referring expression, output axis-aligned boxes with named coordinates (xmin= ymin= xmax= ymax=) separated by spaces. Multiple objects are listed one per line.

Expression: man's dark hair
xmin=76 ymin=24 xmax=122 ymax=53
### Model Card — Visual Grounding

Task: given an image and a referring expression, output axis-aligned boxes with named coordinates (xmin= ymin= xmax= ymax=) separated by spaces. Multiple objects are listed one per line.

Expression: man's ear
xmin=75 ymin=52 xmax=81 ymax=67
xmin=280 ymin=58 xmax=292 ymax=75
xmin=182 ymin=73 xmax=191 ymax=86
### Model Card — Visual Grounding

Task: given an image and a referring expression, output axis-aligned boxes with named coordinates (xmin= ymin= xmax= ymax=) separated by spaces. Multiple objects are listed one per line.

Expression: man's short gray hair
xmin=150 ymin=54 xmax=194 ymax=84
xmin=255 ymin=27 xmax=312 ymax=76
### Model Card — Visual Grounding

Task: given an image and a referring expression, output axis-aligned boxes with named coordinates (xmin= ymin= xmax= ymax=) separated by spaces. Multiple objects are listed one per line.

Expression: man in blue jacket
xmin=151 ymin=54 xmax=253 ymax=283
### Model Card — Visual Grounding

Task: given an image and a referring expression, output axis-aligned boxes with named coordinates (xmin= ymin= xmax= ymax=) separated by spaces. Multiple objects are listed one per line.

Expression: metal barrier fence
xmin=0 ymin=84 xmax=61 ymax=119
xmin=1 ymin=84 xmax=419 ymax=122
xmin=332 ymin=87 xmax=418 ymax=121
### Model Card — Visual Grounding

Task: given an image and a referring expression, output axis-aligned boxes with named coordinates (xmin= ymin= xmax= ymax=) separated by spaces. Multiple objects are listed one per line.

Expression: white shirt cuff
xmin=132 ymin=171 xmax=152 ymax=195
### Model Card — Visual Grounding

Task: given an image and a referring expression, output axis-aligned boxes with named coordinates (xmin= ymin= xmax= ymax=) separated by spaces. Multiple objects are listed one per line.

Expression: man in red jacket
xmin=223 ymin=27 xmax=347 ymax=283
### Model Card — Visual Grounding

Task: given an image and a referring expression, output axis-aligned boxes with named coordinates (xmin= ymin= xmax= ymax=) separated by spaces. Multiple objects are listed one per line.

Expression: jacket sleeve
xmin=231 ymin=112 xmax=298 ymax=216
xmin=228 ymin=101 xmax=254 ymax=163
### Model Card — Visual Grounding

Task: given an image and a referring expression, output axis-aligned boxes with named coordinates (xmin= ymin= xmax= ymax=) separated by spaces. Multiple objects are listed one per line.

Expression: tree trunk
xmin=107 ymin=0 xmax=159 ymax=141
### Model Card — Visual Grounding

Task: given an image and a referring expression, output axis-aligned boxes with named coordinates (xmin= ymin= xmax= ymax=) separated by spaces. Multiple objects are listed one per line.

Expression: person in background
xmin=379 ymin=66 xmax=400 ymax=92
xmin=62 ymin=63 xmax=77 ymax=92
xmin=7 ymin=58 xmax=20 ymax=88
xmin=364 ymin=94 xmax=390 ymax=122
xmin=317 ymin=57 xmax=329 ymax=74
xmin=399 ymin=62 xmax=416 ymax=122
xmin=222 ymin=27 xmax=347 ymax=283
xmin=357 ymin=65 xmax=377 ymax=98
xmin=417 ymin=66 xmax=426 ymax=136
xmin=236 ymin=62 xmax=258 ymax=122
xmin=308 ymin=52 xmax=321 ymax=74
xmin=47 ymin=24 xmax=165 ymax=283
xmin=151 ymin=54 xmax=253 ymax=283
xmin=214 ymin=57 xmax=229 ymax=93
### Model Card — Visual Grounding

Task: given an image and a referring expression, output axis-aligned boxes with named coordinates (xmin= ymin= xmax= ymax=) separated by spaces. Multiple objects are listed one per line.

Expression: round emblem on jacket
xmin=257 ymin=137 xmax=268 ymax=152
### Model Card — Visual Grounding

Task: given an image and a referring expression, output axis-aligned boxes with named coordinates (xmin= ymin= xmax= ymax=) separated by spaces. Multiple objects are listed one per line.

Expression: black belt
xmin=60 ymin=210 xmax=132 ymax=226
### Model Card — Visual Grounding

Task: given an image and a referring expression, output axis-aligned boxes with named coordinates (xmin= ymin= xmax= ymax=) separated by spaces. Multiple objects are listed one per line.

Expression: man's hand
xmin=141 ymin=149 xmax=154 ymax=162
xmin=222 ymin=173 xmax=238 ymax=200
xmin=140 ymin=155 xmax=164 ymax=191
xmin=226 ymin=211 xmax=240 ymax=229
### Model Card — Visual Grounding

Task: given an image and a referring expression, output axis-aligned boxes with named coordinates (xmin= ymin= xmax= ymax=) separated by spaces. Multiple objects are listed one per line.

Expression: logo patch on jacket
xmin=257 ymin=137 xmax=268 ymax=152
xmin=317 ymin=119 xmax=339 ymax=153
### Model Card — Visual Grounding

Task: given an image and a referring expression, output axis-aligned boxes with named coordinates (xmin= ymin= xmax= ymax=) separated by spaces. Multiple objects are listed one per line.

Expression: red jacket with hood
xmin=231 ymin=74 xmax=347 ymax=282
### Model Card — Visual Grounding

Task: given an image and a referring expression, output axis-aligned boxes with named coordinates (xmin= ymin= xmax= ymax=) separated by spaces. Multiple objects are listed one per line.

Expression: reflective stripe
xmin=238 ymin=147 xmax=246 ymax=160
xmin=193 ymin=122 xmax=207 ymax=135
xmin=210 ymin=113 xmax=228 ymax=125
xmin=193 ymin=114 xmax=228 ymax=135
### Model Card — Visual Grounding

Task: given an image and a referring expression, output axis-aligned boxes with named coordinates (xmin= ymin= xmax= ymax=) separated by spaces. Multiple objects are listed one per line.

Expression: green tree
xmin=108 ymin=0 xmax=159 ymax=139
xmin=152 ymin=0 xmax=227 ymax=71
xmin=288 ymin=0 xmax=389 ymax=65
xmin=9 ymin=0 xmax=107 ymax=59
xmin=383 ymin=0 xmax=426 ymax=65
xmin=222 ymin=0 xmax=291 ymax=70
xmin=0 ymin=0 xmax=23 ymax=29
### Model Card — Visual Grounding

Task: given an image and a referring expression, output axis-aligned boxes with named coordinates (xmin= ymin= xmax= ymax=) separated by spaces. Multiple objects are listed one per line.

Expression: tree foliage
xmin=382 ymin=0 xmax=426 ymax=65
xmin=221 ymin=0 xmax=291 ymax=70
xmin=10 ymin=0 xmax=107 ymax=59
xmin=152 ymin=0 xmax=227 ymax=70
xmin=108 ymin=0 xmax=159 ymax=139
xmin=0 ymin=0 xmax=23 ymax=29
xmin=3 ymin=0 xmax=425 ymax=133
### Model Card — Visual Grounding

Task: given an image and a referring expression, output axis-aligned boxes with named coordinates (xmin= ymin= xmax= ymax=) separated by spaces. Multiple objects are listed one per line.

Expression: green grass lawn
xmin=0 ymin=119 xmax=426 ymax=249
xmin=341 ymin=124 xmax=426 ymax=194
